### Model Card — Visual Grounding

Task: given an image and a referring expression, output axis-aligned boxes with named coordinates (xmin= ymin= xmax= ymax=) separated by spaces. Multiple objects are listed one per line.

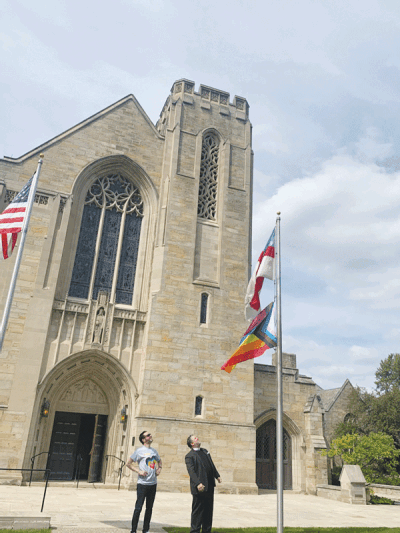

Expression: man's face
xmin=191 ymin=435 xmax=201 ymax=448
xmin=142 ymin=432 xmax=153 ymax=444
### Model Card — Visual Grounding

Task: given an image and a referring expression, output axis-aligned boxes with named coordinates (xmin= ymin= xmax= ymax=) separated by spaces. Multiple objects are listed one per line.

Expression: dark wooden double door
xmin=47 ymin=411 xmax=107 ymax=481
xmin=256 ymin=419 xmax=292 ymax=489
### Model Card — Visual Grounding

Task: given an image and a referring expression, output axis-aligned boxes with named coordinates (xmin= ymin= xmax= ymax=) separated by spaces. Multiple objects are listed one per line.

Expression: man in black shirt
xmin=185 ymin=435 xmax=221 ymax=533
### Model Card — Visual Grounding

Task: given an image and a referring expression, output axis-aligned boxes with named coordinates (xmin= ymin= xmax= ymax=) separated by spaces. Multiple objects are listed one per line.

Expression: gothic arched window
xmin=69 ymin=174 xmax=143 ymax=305
xmin=197 ymin=132 xmax=219 ymax=221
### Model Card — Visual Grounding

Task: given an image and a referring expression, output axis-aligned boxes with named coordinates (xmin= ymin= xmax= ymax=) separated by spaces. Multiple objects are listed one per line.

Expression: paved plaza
xmin=1 ymin=484 xmax=400 ymax=530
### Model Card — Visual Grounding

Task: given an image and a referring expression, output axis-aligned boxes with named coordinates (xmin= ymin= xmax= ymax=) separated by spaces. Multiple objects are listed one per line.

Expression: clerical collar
xmin=193 ymin=447 xmax=200 ymax=451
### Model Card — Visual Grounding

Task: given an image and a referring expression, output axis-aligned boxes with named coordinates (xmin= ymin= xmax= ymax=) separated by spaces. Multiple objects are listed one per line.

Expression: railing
xmin=104 ymin=455 xmax=125 ymax=490
xmin=0 ymin=468 xmax=50 ymax=512
xmin=29 ymin=451 xmax=51 ymax=486
xmin=74 ymin=454 xmax=83 ymax=488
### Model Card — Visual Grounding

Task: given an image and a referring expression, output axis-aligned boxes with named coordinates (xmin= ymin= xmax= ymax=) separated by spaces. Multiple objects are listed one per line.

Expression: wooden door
xmin=48 ymin=412 xmax=81 ymax=480
xmin=88 ymin=414 xmax=107 ymax=482
xmin=256 ymin=419 xmax=292 ymax=489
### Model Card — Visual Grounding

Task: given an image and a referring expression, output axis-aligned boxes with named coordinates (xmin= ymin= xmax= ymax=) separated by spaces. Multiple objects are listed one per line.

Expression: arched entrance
xmin=46 ymin=378 xmax=109 ymax=481
xmin=26 ymin=350 xmax=137 ymax=484
xmin=256 ymin=419 xmax=292 ymax=489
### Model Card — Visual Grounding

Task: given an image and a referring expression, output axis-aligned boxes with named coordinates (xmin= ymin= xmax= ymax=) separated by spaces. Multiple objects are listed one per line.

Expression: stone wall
xmin=254 ymin=359 xmax=329 ymax=493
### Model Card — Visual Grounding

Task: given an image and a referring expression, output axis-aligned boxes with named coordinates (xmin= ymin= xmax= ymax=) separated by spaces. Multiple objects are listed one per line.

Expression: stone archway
xmin=256 ymin=419 xmax=292 ymax=489
xmin=25 ymin=349 xmax=137 ymax=483
xmin=255 ymin=409 xmax=305 ymax=492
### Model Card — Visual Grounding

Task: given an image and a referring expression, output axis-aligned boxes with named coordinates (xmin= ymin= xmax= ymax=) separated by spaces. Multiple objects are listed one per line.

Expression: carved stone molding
xmin=60 ymin=378 xmax=108 ymax=406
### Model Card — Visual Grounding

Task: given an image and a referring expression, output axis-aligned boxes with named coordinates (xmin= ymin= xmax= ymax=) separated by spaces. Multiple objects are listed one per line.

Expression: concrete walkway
xmin=1 ymin=484 xmax=400 ymax=530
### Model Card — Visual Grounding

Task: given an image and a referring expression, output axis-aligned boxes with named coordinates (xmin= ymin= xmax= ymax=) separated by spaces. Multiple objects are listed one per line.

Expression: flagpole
xmin=0 ymin=154 xmax=44 ymax=352
xmin=275 ymin=211 xmax=283 ymax=533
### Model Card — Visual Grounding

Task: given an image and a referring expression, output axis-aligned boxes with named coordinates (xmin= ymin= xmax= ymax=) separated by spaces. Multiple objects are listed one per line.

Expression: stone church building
xmin=0 ymin=79 xmax=352 ymax=494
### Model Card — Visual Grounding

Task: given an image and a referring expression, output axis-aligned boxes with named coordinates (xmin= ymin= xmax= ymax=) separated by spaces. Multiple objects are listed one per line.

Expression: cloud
xmin=253 ymin=147 xmax=400 ymax=292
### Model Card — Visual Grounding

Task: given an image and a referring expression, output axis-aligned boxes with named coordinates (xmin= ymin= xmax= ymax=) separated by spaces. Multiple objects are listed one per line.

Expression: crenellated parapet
xmin=156 ymin=78 xmax=250 ymax=133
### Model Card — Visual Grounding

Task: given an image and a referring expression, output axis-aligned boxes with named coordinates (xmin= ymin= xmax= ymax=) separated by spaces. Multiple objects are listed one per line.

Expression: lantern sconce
xmin=120 ymin=406 xmax=127 ymax=424
xmin=41 ymin=398 xmax=50 ymax=418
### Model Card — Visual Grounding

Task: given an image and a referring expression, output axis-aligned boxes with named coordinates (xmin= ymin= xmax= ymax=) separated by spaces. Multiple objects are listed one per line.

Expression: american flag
xmin=0 ymin=176 xmax=34 ymax=260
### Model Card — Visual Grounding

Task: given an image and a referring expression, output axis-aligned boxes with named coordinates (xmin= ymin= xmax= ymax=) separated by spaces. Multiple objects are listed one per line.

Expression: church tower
xmin=137 ymin=80 xmax=254 ymax=492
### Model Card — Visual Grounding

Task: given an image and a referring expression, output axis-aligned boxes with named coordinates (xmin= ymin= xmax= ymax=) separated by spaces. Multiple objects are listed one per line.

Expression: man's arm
xmin=156 ymin=458 xmax=162 ymax=476
xmin=207 ymin=452 xmax=221 ymax=483
xmin=126 ymin=457 xmax=147 ymax=477
xmin=185 ymin=454 xmax=204 ymax=491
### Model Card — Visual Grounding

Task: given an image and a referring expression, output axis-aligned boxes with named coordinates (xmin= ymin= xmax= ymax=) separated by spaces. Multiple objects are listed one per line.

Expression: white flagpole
xmin=275 ymin=211 xmax=284 ymax=533
xmin=0 ymin=154 xmax=44 ymax=352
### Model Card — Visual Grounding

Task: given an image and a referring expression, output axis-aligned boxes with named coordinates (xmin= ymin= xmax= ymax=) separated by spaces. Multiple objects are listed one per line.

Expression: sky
xmin=1 ymin=0 xmax=400 ymax=391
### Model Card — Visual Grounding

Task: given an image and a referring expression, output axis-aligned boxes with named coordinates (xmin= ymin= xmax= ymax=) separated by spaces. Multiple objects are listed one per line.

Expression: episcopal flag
xmin=244 ymin=228 xmax=275 ymax=320
xmin=221 ymin=302 xmax=277 ymax=373
xmin=0 ymin=176 xmax=34 ymax=260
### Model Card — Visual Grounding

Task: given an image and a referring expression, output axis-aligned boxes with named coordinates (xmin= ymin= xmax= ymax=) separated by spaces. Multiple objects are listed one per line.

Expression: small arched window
xmin=200 ymin=293 xmax=209 ymax=324
xmin=195 ymin=396 xmax=203 ymax=416
xmin=69 ymin=174 xmax=143 ymax=304
xmin=197 ymin=132 xmax=219 ymax=221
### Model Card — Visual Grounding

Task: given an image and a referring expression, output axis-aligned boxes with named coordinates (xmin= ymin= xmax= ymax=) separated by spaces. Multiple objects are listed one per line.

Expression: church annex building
xmin=0 ymin=80 xmax=351 ymax=494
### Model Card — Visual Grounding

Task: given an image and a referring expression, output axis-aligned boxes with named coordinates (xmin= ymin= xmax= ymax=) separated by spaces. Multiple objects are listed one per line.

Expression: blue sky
xmin=2 ymin=0 xmax=400 ymax=390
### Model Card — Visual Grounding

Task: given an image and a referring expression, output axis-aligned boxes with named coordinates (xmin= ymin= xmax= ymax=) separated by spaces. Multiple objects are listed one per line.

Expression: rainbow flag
xmin=221 ymin=302 xmax=277 ymax=373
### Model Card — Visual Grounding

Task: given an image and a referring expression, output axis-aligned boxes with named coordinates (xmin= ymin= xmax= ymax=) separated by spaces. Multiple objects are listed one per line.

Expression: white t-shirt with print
xmin=130 ymin=446 xmax=160 ymax=485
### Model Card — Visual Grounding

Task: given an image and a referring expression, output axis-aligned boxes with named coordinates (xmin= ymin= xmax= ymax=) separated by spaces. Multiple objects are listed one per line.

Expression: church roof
xmin=2 ymin=94 xmax=163 ymax=163
xmin=317 ymin=379 xmax=353 ymax=411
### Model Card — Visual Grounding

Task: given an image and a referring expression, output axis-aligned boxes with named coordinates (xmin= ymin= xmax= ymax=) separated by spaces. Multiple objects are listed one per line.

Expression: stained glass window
xmin=198 ymin=132 xmax=219 ymax=221
xmin=69 ymin=174 xmax=143 ymax=304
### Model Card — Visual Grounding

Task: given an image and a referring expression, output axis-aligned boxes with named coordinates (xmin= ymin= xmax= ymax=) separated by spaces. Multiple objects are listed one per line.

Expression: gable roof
xmin=317 ymin=379 xmax=353 ymax=412
xmin=3 ymin=94 xmax=164 ymax=163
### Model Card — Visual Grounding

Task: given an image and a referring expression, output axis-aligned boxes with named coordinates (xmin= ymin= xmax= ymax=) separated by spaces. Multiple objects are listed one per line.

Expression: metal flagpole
xmin=0 ymin=154 xmax=44 ymax=352
xmin=275 ymin=211 xmax=283 ymax=533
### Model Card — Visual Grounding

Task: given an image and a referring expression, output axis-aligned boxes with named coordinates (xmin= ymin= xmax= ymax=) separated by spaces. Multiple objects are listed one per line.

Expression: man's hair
xmin=187 ymin=435 xmax=194 ymax=449
xmin=139 ymin=431 xmax=148 ymax=444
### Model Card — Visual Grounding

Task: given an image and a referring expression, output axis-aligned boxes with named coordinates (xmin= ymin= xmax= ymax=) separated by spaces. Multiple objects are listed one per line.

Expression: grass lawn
xmin=164 ymin=527 xmax=400 ymax=533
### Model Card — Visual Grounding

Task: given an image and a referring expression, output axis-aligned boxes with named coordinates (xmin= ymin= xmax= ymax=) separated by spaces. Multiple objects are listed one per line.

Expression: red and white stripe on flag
xmin=244 ymin=228 xmax=275 ymax=320
xmin=0 ymin=177 xmax=33 ymax=260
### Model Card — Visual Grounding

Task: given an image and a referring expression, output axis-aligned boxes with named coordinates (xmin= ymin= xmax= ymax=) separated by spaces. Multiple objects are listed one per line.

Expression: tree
xmin=335 ymin=353 xmax=400 ymax=449
xmin=375 ymin=353 xmax=400 ymax=393
xmin=322 ymin=432 xmax=400 ymax=484
xmin=335 ymin=386 xmax=400 ymax=448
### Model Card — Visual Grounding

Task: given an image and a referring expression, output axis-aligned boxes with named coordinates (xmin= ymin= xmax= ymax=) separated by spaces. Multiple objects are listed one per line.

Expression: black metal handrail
xmin=0 ymin=468 xmax=50 ymax=512
xmin=105 ymin=454 xmax=126 ymax=490
xmin=75 ymin=454 xmax=83 ymax=488
xmin=29 ymin=451 xmax=51 ymax=486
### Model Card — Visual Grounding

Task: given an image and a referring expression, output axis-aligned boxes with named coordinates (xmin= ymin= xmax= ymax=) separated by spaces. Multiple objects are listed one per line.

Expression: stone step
xmin=0 ymin=517 xmax=51 ymax=529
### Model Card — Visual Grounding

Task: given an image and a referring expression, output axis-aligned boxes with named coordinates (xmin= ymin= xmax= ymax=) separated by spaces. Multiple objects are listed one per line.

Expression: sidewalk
xmin=0 ymin=484 xmax=400 ymax=530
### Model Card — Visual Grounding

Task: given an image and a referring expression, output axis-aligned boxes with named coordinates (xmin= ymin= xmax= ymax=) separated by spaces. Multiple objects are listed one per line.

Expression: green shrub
xmin=369 ymin=494 xmax=395 ymax=504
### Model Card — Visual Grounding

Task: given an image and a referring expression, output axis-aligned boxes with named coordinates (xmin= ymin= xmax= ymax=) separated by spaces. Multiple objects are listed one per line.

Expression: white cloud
xmin=253 ymin=149 xmax=400 ymax=294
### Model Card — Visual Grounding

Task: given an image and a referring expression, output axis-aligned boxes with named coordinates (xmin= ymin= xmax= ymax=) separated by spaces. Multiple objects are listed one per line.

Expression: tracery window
xmin=69 ymin=174 xmax=143 ymax=305
xmin=197 ymin=132 xmax=219 ymax=221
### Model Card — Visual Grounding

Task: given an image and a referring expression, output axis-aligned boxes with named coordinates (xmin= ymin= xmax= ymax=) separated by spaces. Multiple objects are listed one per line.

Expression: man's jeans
xmin=131 ymin=483 xmax=157 ymax=533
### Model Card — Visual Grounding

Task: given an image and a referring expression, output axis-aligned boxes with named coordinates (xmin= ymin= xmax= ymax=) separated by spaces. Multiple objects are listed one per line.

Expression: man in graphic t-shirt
xmin=126 ymin=431 xmax=162 ymax=533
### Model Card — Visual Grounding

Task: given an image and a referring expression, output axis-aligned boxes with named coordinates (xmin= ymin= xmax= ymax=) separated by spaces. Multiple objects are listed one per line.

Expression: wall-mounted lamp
xmin=41 ymin=398 xmax=50 ymax=418
xmin=120 ymin=406 xmax=127 ymax=424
